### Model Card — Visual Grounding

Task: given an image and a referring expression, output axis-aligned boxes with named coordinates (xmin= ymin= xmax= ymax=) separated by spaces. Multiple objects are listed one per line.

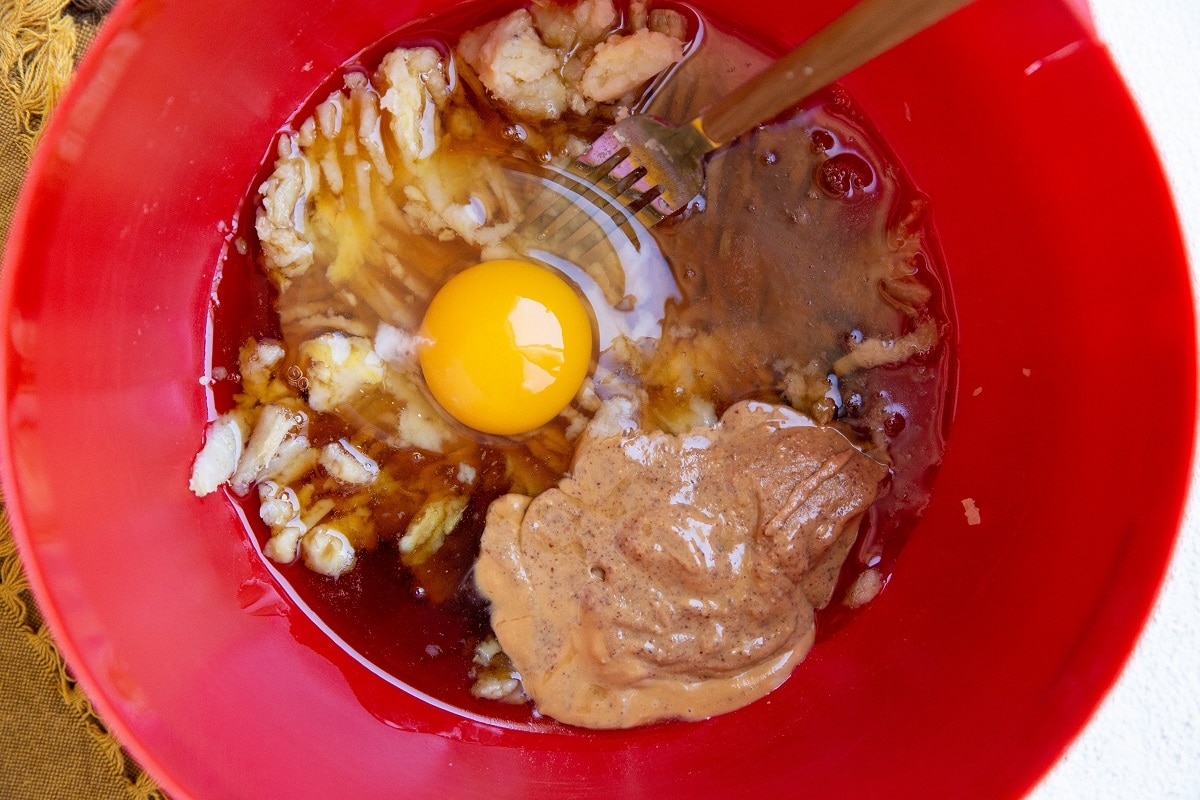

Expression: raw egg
xmin=418 ymin=260 xmax=593 ymax=436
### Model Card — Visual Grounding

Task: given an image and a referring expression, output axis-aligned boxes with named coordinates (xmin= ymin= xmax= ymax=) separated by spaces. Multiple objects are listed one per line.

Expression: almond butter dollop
xmin=475 ymin=400 xmax=888 ymax=728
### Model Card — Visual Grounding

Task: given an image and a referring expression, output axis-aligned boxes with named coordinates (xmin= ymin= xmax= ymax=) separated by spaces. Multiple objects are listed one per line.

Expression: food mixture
xmin=191 ymin=0 xmax=952 ymax=729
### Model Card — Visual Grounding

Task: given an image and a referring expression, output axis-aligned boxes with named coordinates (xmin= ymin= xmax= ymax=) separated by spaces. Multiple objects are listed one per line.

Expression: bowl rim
xmin=0 ymin=0 xmax=197 ymax=795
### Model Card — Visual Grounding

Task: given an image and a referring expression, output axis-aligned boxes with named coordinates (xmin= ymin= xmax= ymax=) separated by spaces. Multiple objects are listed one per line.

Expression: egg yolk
xmin=418 ymin=260 xmax=594 ymax=436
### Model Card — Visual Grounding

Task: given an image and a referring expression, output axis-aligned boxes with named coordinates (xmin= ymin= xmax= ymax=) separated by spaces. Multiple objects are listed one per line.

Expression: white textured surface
xmin=1029 ymin=1 xmax=1200 ymax=797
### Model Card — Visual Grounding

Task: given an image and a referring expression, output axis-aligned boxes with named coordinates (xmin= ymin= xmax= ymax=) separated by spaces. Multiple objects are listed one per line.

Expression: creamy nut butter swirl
xmin=476 ymin=400 xmax=888 ymax=728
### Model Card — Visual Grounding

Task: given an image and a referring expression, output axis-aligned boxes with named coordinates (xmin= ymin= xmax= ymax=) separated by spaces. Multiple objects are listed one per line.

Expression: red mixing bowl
xmin=1 ymin=0 xmax=1193 ymax=797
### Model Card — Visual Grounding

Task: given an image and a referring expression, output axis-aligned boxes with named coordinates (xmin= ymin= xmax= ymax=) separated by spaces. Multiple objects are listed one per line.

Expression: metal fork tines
xmin=507 ymin=160 xmax=661 ymax=312
xmin=517 ymin=159 xmax=661 ymax=263
xmin=567 ymin=146 xmax=667 ymax=229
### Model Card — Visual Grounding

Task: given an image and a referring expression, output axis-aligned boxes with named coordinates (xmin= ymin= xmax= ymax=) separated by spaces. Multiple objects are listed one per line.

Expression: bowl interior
xmin=1 ymin=0 xmax=1194 ymax=797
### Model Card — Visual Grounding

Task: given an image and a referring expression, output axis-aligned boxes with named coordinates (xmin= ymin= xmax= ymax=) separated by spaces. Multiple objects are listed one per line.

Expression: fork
xmin=566 ymin=0 xmax=978 ymax=228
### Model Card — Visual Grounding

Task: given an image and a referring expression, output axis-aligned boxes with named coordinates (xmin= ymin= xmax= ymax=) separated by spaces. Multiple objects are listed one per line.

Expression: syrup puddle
xmin=229 ymin=501 xmax=550 ymax=732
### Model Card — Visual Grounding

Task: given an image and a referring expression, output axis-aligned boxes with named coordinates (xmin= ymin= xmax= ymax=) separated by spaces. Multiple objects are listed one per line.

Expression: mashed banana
xmin=476 ymin=400 xmax=887 ymax=728
xmin=194 ymin=0 xmax=949 ymax=729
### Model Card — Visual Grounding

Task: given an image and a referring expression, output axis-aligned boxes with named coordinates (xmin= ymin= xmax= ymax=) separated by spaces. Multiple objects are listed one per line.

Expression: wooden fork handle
xmin=698 ymin=0 xmax=977 ymax=145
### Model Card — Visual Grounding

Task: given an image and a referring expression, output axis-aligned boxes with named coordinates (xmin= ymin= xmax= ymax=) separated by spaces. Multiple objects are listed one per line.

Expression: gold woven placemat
xmin=0 ymin=1 xmax=168 ymax=797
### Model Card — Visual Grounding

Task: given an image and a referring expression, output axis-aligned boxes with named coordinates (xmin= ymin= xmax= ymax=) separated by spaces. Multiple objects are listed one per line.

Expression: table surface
xmin=1029 ymin=1 xmax=1200 ymax=797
